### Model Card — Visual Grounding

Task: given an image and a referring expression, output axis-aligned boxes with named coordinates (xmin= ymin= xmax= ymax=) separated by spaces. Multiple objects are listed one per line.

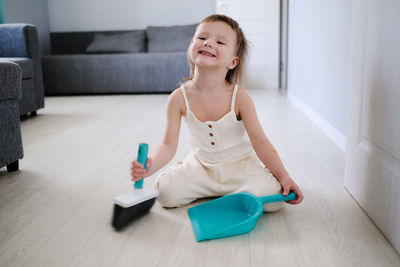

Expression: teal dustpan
xmin=188 ymin=192 xmax=297 ymax=242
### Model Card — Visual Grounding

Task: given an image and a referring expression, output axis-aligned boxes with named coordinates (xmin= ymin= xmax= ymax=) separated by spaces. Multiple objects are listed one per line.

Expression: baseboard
xmin=288 ymin=93 xmax=346 ymax=152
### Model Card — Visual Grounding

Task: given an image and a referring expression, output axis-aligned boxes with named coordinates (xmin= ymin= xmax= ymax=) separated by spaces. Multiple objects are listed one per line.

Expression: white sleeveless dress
xmin=154 ymin=84 xmax=282 ymax=212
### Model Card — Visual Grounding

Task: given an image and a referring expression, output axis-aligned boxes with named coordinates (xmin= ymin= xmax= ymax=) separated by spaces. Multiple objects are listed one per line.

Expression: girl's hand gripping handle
xmin=258 ymin=192 xmax=297 ymax=204
xmin=134 ymin=143 xmax=148 ymax=189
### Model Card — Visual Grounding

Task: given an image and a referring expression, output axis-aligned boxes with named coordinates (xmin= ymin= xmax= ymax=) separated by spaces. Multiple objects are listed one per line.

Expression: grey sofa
xmin=0 ymin=61 xmax=24 ymax=171
xmin=0 ymin=24 xmax=45 ymax=116
xmin=42 ymin=24 xmax=196 ymax=95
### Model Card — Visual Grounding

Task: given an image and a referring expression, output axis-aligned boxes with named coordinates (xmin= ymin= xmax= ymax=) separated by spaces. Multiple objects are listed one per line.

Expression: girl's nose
xmin=203 ymin=40 xmax=212 ymax=47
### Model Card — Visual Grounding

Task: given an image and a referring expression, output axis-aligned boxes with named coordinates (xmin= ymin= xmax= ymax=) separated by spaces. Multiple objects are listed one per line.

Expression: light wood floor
xmin=0 ymin=89 xmax=399 ymax=267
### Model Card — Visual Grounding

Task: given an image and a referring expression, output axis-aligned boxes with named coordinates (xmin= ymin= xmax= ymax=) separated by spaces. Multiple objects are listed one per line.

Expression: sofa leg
xmin=6 ymin=160 xmax=19 ymax=172
xmin=31 ymin=111 xmax=37 ymax=116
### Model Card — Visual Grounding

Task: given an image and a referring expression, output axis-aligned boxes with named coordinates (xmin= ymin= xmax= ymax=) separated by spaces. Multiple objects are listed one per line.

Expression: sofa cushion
xmin=0 ymin=58 xmax=33 ymax=79
xmin=147 ymin=24 xmax=197 ymax=52
xmin=85 ymin=31 xmax=147 ymax=54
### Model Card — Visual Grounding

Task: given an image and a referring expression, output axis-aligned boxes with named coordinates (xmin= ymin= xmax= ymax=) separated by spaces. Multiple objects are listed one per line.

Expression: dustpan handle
xmin=134 ymin=143 xmax=148 ymax=189
xmin=258 ymin=192 xmax=297 ymax=204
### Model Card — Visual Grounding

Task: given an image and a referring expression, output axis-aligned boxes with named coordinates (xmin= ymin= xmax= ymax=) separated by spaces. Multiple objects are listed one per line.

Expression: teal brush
xmin=112 ymin=143 xmax=159 ymax=230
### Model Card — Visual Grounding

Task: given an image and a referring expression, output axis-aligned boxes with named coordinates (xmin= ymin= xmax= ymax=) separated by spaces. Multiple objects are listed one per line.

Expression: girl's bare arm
xmin=237 ymin=88 xmax=303 ymax=204
xmin=131 ymin=89 xmax=184 ymax=179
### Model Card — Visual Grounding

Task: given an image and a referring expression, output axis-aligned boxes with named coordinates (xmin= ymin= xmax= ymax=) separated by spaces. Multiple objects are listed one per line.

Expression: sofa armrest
xmin=0 ymin=24 xmax=44 ymax=109
xmin=0 ymin=61 xmax=22 ymax=100
xmin=0 ymin=24 xmax=28 ymax=57
xmin=0 ymin=23 xmax=41 ymax=62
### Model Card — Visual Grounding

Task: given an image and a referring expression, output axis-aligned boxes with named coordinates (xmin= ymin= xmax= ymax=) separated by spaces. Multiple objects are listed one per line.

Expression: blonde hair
xmin=185 ymin=14 xmax=248 ymax=85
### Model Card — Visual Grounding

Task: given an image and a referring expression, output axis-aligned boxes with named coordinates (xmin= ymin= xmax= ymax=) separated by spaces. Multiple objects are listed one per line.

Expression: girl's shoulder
xmin=167 ymin=87 xmax=186 ymax=114
xmin=235 ymin=86 xmax=253 ymax=105
xmin=170 ymin=86 xmax=185 ymax=103
xmin=234 ymin=86 xmax=257 ymax=114
xmin=170 ymin=86 xmax=183 ymax=97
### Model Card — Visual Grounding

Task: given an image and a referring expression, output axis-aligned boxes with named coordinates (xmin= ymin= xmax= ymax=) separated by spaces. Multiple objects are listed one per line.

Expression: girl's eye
xmin=198 ymin=37 xmax=206 ymax=40
xmin=217 ymin=41 xmax=225 ymax=45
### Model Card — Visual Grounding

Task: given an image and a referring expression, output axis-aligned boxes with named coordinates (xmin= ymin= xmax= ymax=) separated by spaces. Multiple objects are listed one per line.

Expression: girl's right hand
xmin=130 ymin=158 xmax=152 ymax=181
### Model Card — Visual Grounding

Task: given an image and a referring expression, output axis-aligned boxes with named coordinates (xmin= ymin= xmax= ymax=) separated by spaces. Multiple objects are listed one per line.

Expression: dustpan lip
xmin=187 ymin=192 xmax=264 ymax=241
xmin=187 ymin=192 xmax=261 ymax=211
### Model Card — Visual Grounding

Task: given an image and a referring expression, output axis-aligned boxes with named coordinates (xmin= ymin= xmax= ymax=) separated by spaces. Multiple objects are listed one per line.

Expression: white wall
xmin=287 ymin=0 xmax=352 ymax=150
xmin=47 ymin=0 xmax=215 ymax=32
xmin=3 ymin=0 xmax=51 ymax=54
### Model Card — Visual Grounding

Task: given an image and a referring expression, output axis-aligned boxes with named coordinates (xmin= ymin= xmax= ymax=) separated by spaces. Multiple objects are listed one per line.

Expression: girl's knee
xmin=263 ymin=201 xmax=283 ymax=212
xmin=154 ymin=174 xmax=190 ymax=208
xmin=246 ymin=174 xmax=284 ymax=212
xmin=157 ymin=186 xmax=183 ymax=208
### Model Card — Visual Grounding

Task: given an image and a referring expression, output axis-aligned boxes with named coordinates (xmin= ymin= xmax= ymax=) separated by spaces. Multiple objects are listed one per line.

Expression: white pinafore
xmin=182 ymin=84 xmax=252 ymax=163
xmin=154 ymin=84 xmax=283 ymax=211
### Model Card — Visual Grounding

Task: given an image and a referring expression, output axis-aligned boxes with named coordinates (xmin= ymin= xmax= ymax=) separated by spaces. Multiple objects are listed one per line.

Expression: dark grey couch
xmin=0 ymin=24 xmax=45 ymax=116
xmin=42 ymin=24 xmax=196 ymax=95
xmin=0 ymin=61 xmax=24 ymax=171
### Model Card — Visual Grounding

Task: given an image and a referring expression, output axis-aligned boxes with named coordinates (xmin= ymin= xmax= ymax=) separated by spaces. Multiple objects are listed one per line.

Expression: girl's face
xmin=189 ymin=21 xmax=239 ymax=71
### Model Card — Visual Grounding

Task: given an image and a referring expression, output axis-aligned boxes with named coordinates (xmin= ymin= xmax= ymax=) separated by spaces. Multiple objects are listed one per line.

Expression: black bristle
xmin=112 ymin=197 xmax=156 ymax=231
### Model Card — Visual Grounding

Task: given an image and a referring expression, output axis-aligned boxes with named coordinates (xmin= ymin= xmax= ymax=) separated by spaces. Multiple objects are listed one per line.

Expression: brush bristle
xmin=112 ymin=197 xmax=156 ymax=231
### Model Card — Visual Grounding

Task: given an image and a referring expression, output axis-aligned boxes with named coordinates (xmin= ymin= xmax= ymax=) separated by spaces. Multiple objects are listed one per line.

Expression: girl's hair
xmin=185 ymin=14 xmax=248 ymax=85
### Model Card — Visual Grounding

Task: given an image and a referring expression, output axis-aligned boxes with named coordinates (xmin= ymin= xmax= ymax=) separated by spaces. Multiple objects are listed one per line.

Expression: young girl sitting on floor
xmin=131 ymin=14 xmax=303 ymax=211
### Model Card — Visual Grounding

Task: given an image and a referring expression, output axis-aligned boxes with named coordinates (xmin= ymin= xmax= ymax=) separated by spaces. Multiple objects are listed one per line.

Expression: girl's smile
xmin=198 ymin=49 xmax=216 ymax=57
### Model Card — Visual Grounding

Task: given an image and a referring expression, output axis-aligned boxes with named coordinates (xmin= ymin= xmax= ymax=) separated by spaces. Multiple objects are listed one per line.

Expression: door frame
xmin=279 ymin=0 xmax=289 ymax=90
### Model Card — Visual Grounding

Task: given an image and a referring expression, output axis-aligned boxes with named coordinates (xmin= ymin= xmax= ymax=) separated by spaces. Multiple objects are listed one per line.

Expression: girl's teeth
xmin=201 ymin=51 xmax=214 ymax=56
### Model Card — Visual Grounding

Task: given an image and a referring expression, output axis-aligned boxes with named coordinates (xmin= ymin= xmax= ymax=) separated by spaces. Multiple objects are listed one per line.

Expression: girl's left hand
xmin=279 ymin=175 xmax=304 ymax=204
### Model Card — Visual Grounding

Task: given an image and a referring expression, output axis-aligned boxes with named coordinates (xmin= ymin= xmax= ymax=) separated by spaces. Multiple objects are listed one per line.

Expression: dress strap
xmin=180 ymin=85 xmax=190 ymax=112
xmin=231 ymin=84 xmax=239 ymax=110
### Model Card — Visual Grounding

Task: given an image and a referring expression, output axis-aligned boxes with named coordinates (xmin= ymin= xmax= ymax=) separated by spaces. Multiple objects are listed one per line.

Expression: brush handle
xmin=258 ymin=192 xmax=297 ymax=204
xmin=134 ymin=143 xmax=148 ymax=189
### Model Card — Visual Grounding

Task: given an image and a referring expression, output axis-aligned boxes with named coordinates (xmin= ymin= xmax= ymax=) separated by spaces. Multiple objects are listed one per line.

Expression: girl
xmin=131 ymin=14 xmax=303 ymax=211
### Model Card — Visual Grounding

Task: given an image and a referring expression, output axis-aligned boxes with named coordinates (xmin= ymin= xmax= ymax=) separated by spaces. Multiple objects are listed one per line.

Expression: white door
xmin=216 ymin=0 xmax=280 ymax=89
xmin=345 ymin=0 xmax=400 ymax=254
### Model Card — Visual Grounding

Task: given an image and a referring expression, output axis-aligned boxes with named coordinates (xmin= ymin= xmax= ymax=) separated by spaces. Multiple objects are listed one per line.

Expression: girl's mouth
xmin=199 ymin=50 xmax=216 ymax=57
